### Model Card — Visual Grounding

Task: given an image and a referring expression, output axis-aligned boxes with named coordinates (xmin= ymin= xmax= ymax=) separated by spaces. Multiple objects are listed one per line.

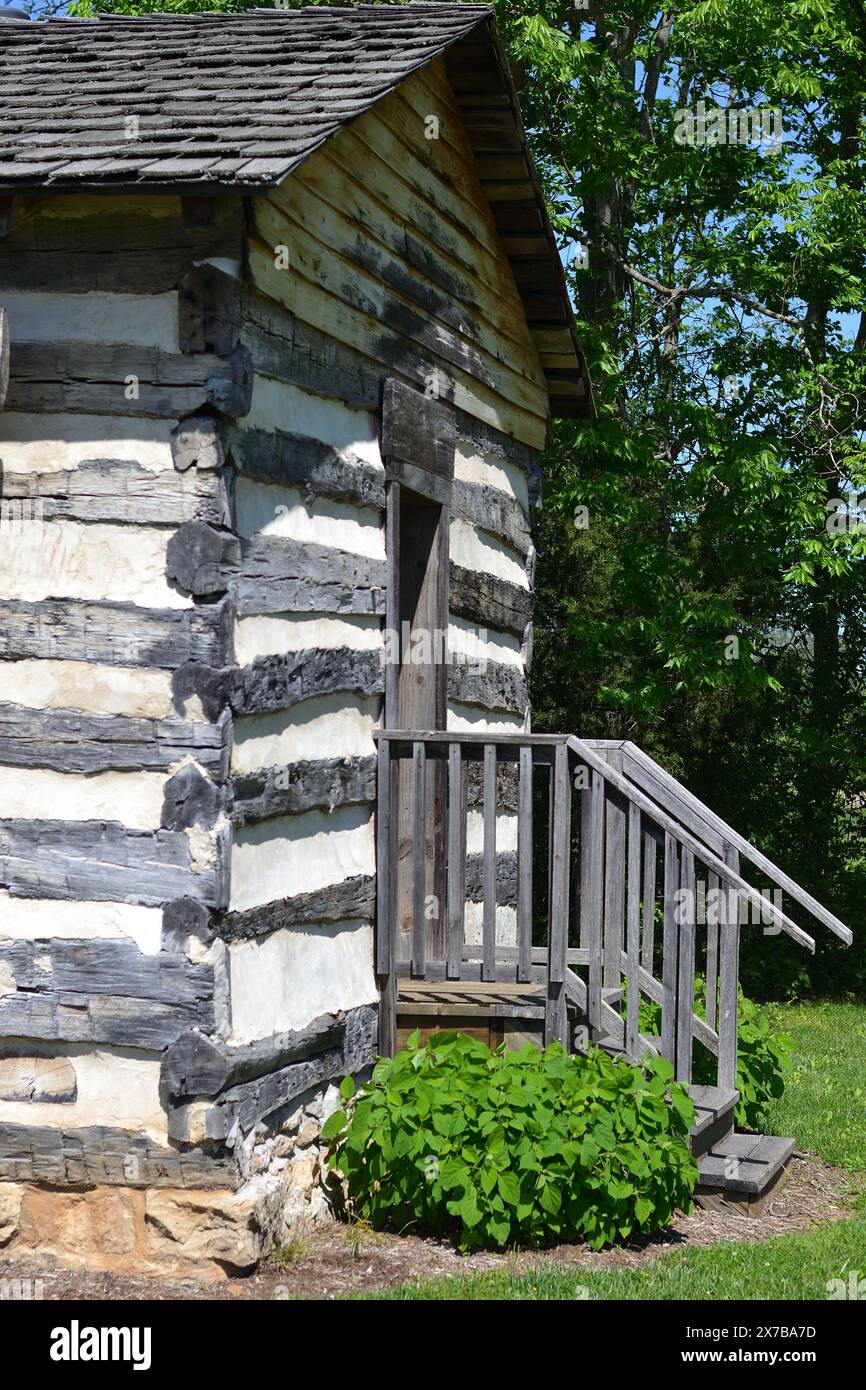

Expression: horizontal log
xmin=0 ymin=982 xmax=215 ymax=1051
xmin=0 ymin=597 xmax=233 ymax=669
xmin=230 ymin=754 xmax=377 ymax=825
xmin=231 ymin=647 xmax=383 ymax=716
xmin=0 ymin=1121 xmax=236 ymax=1188
xmin=166 ymin=521 xmax=387 ymax=616
xmin=6 ymin=343 xmax=252 ymax=419
xmin=0 ymin=203 xmax=244 ymax=294
xmin=161 ymin=1010 xmax=346 ymax=1101
xmin=229 ymin=423 xmax=385 ymax=509
xmin=168 ymin=1005 xmax=377 ymax=1142
xmin=449 ymin=562 xmax=533 ymax=637
xmin=448 ymin=657 xmax=528 ymax=715
xmin=0 ymin=818 xmax=228 ymax=908
xmin=0 ymin=703 xmax=230 ymax=776
xmin=218 ymin=873 xmax=375 ymax=942
xmin=452 ymin=476 xmax=530 ymax=555
xmin=213 ymin=269 xmax=385 ymax=406
xmin=0 ymin=459 xmax=232 ymax=528
xmin=0 ymin=935 xmax=213 ymax=1005
xmin=465 ymin=759 xmax=519 ymax=811
xmin=465 ymin=850 xmax=518 ymax=905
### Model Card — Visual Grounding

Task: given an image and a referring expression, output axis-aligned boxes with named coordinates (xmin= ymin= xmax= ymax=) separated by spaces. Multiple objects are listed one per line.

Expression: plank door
xmin=386 ymin=480 xmax=449 ymax=970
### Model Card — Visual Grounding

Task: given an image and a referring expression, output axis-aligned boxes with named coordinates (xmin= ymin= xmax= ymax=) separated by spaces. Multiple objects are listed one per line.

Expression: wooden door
xmin=386 ymin=481 xmax=449 ymax=968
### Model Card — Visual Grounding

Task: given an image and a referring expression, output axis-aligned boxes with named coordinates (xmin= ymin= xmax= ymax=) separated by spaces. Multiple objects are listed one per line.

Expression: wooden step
xmin=697 ymin=1133 xmax=795 ymax=1196
xmin=688 ymin=1085 xmax=738 ymax=1158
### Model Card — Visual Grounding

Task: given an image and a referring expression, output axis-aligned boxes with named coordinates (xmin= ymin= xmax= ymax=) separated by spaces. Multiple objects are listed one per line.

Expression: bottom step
xmin=689 ymin=1085 xmax=738 ymax=1158
xmin=697 ymin=1133 xmax=795 ymax=1207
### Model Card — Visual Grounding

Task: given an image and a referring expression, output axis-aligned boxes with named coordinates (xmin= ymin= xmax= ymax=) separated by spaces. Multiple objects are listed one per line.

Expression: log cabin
xmin=0 ymin=5 xmax=851 ymax=1277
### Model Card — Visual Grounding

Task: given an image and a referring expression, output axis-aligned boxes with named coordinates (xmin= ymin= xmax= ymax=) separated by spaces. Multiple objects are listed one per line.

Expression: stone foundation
xmin=0 ymin=1078 xmax=349 ymax=1281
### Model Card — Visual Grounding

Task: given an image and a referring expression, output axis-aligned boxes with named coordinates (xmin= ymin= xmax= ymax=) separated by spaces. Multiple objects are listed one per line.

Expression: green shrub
xmin=322 ymin=1032 xmax=698 ymax=1251
xmin=639 ymin=979 xmax=794 ymax=1130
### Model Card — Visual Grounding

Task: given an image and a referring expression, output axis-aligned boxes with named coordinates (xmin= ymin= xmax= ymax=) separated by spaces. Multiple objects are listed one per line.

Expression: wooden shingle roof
xmin=0 ymin=4 xmax=593 ymax=417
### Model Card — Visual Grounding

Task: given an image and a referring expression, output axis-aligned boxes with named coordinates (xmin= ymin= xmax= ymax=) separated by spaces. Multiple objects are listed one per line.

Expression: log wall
xmin=0 ymin=54 xmax=541 ymax=1182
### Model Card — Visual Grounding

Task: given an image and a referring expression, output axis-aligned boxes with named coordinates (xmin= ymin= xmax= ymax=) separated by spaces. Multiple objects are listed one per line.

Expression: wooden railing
xmin=374 ymin=730 xmax=850 ymax=1084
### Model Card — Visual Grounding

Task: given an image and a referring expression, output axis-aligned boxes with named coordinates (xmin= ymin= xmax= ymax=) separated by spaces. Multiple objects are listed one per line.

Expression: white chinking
xmin=0 ymin=1045 xmax=167 ymax=1141
xmin=0 ymin=413 xmax=174 ymax=473
xmin=0 ymin=660 xmax=178 ymax=720
xmin=228 ymin=920 xmax=376 ymax=1042
xmin=231 ymin=695 xmax=379 ymax=774
xmin=234 ymin=612 xmax=381 ymax=665
xmin=229 ymin=802 xmax=374 ymax=912
xmin=0 ymin=521 xmax=189 ymax=607
xmin=0 ymin=767 xmax=168 ymax=830
xmin=2 ymin=291 xmax=179 ymax=352
xmin=244 ymin=375 xmax=383 ymax=468
xmin=454 ymin=440 xmax=528 ymax=508
xmin=234 ymin=476 xmax=383 ymax=560
xmin=0 ymin=897 xmax=162 ymax=954
xmin=448 ymin=617 xmax=522 ymax=669
xmin=449 ymin=516 xmax=528 ymax=587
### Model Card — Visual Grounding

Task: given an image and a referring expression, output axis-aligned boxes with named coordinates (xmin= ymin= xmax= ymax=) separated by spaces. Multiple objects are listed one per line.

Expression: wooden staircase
xmin=374 ymin=729 xmax=852 ymax=1210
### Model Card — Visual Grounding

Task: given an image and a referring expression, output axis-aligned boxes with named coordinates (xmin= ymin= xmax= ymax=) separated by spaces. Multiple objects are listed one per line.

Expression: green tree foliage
xmin=54 ymin=0 xmax=866 ymax=991
xmin=496 ymin=1 xmax=866 ymax=996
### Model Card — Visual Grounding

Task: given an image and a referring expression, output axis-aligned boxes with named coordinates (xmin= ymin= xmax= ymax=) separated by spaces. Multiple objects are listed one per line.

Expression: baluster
xmin=482 ymin=742 xmax=497 ymax=981
xmin=641 ymin=827 xmax=658 ymax=971
xmin=705 ymin=869 xmax=719 ymax=1031
xmin=661 ymin=832 xmax=679 ymax=1064
xmin=676 ymin=847 xmax=696 ymax=1081
xmin=545 ymin=741 xmax=570 ymax=1044
xmin=587 ymin=768 xmax=605 ymax=1037
xmin=718 ymin=843 xmax=741 ymax=1090
xmin=625 ymin=801 xmax=642 ymax=1060
xmin=376 ymin=738 xmax=397 ymax=1056
xmin=579 ymin=768 xmax=592 ymax=949
xmin=517 ymin=744 xmax=533 ymax=983
xmin=411 ymin=740 xmax=426 ymax=978
xmin=603 ymin=777 xmax=626 ymax=990
xmin=446 ymin=742 xmax=466 ymax=981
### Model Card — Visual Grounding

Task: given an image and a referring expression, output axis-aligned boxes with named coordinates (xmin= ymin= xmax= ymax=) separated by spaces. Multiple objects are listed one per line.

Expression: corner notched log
xmin=160 ymin=1010 xmax=347 ymax=1101
xmin=167 ymin=520 xmax=387 ymax=616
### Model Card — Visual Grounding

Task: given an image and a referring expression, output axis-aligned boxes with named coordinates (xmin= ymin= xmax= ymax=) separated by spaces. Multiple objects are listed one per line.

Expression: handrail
xmin=373 ymin=727 xmax=850 ymax=1084
xmin=566 ymin=736 xmax=816 ymax=952
xmin=587 ymin=738 xmax=852 ymax=946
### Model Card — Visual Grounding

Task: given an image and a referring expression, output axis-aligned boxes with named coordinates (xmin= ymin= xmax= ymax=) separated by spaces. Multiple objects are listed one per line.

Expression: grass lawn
xmin=764 ymin=998 xmax=866 ymax=1171
xmin=353 ymin=1212 xmax=866 ymax=1299
xmin=350 ymin=998 xmax=866 ymax=1300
